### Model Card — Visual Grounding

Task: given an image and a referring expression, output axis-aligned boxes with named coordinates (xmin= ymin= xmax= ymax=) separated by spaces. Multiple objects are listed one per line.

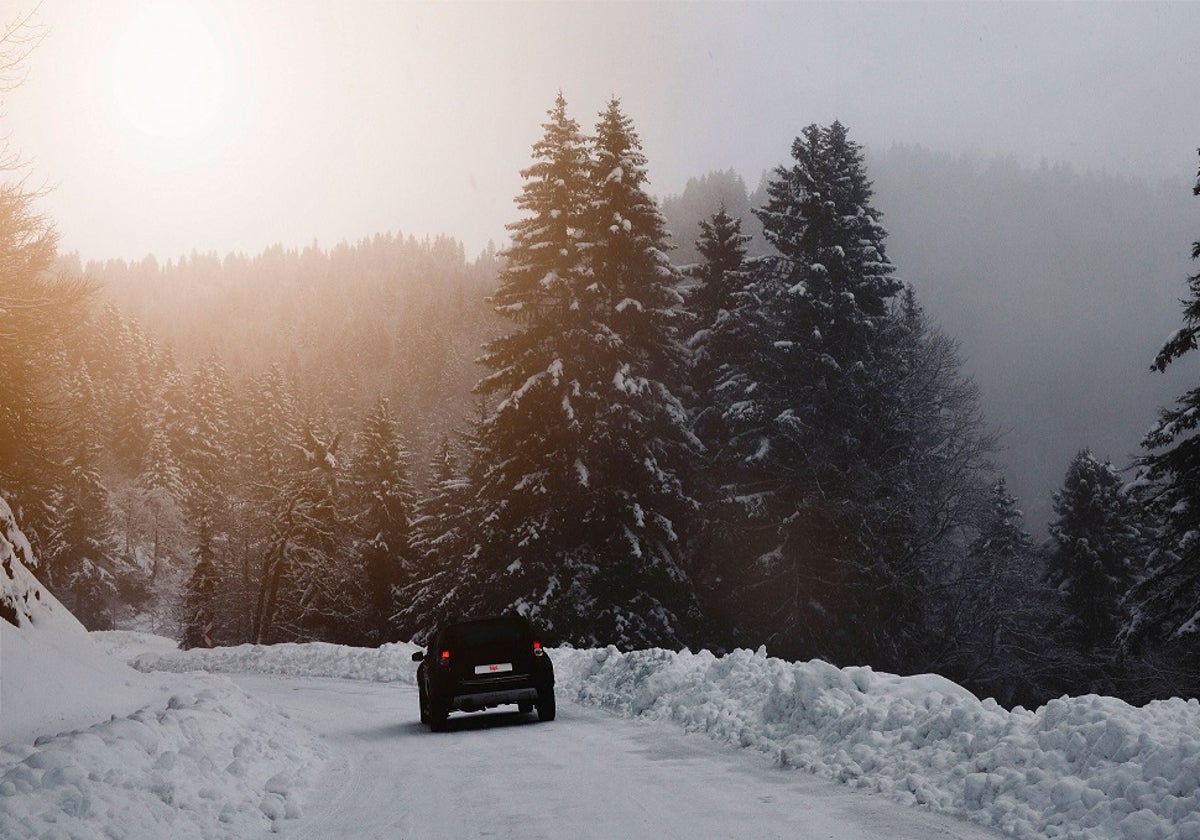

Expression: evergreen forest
xmin=5 ymin=92 xmax=1200 ymax=709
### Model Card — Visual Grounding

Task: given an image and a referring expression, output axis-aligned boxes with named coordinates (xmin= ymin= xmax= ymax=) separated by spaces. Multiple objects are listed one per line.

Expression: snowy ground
xmin=4 ymin=618 xmax=1199 ymax=840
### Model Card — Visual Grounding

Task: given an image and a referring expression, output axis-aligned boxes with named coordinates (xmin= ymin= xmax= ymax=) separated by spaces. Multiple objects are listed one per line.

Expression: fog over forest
xmin=5 ymin=2 xmax=1200 ymax=714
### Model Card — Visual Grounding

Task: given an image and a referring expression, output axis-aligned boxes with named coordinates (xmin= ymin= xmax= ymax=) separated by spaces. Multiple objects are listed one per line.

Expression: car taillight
xmin=439 ymin=649 xmax=451 ymax=668
xmin=533 ymin=640 xmax=544 ymax=657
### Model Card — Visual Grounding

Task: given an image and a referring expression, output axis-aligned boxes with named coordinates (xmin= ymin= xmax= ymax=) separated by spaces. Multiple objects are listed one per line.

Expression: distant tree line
xmin=4 ymin=91 xmax=1199 ymax=708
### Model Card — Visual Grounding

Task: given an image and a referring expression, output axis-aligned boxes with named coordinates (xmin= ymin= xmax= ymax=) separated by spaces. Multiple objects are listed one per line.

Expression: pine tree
xmin=0 ymin=157 xmax=90 ymax=560
xmin=42 ymin=363 xmax=123 ymax=628
xmin=1133 ymin=149 xmax=1200 ymax=656
xmin=251 ymin=419 xmax=344 ymax=644
xmin=349 ymin=397 xmax=416 ymax=645
xmin=713 ymin=122 xmax=913 ymax=664
xmin=686 ymin=206 xmax=750 ymax=417
xmin=690 ymin=206 xmax=751 ymax=336
xmin=138 ymin=424 xmax=185 ymax=582
xmin=395 ymin=435 xmax=477 ymax=642
xmin=930 ymin=479 xmax=1054 ymax=706
xmin=443 ymin=96 xmax=702 ymax=648
xmin=180 ymin=513 xmax=219 ymax=648
xmin=1045 ymin=449 xmax=1140 ymax=650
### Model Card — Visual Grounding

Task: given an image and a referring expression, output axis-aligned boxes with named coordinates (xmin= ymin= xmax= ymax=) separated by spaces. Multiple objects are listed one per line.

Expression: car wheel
xmin=536 ymin=691 xmax=556 ymax=722
xmin=419 ymin=683 xmax=430 ymax=724
xmin=429 ymin=700 xmax=450 ymax=732
xmin=518 ymin=700 xmax=534 ymax=715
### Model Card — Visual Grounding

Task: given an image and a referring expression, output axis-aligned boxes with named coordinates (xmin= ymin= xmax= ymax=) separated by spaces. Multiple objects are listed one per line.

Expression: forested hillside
xmin=7 ymin=93 xmax=1198 ymax=707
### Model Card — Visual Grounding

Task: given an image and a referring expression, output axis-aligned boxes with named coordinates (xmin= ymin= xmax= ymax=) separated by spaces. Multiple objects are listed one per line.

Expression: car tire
xmin=429 ymin=700 xmax=450 ymax=732
xmin=536 ymin=691 xmax=556 ymax=722
xmin=518 ymin=700 xmax=534 ymax=715
xmin=419 ymin=684 xmax=430 ymax=724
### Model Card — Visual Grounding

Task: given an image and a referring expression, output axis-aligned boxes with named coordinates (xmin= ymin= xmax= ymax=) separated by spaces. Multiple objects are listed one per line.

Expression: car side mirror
xmin=411 ymin=651 xmax=425 ymax=662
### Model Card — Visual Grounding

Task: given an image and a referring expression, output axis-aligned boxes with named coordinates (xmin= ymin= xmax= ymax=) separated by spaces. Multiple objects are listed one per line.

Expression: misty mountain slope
xmin=79 ymin=235 xmax=504 ymax=481
xmin=870 ymin=147 xmax=1197 ymax=530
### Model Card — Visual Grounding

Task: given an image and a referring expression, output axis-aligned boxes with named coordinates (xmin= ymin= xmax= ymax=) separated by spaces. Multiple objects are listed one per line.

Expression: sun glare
xmin=104 ymin=3 xmax=245 ymax=167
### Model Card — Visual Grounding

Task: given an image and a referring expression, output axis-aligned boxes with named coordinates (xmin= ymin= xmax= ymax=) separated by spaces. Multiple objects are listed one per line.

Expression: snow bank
xmin=133 ymin=639 xmax=423 ymax=683
xmin=0 ymin=682 xmax=328 ymax=839
xmin=134 ymin=641 xmax=1200 ymax=840
xmin=2 ymin=619 xmax=329 ymax=838
xmin=553 ymin=646 xmax=1200 ymax=840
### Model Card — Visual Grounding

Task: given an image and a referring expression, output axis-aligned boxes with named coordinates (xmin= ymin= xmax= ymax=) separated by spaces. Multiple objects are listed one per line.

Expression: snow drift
xmin=0 ymin=499 xmax=329 ymax=839
xmin=136 ymin=640 xmax=1200 ymax=840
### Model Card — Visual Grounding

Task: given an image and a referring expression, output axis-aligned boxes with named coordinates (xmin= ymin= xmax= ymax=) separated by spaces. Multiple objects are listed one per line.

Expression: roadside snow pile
xmin=133 ymin=639 xmax=422 ymax=683
xmin=136 ymin=639 xmax=1200 ymax=839
xmin=0 ymin=682 xmax=328 ymax=839
xmin=2 ymin=517 xmax=330 ymax=840
xmin=552 ymin=646 xmax=1200 ymax=840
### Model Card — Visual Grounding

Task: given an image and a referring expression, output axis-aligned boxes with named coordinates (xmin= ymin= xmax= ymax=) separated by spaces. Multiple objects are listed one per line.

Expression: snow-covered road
xmin=237 ymin=674 xmax=1003 ymax=840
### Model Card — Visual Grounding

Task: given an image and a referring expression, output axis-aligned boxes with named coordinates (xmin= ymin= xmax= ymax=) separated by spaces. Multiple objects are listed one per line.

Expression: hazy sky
xmin=6 ymin=0 xmax=1199 ymax=263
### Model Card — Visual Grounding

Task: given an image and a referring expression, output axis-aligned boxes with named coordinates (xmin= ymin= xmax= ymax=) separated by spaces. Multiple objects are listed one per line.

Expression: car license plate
xmin=474 ymin=662 xmax=513 ymax=675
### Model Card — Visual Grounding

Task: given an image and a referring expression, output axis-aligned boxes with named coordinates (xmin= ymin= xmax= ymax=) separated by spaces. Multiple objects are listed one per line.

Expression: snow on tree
xmin=426 ymin=95 xmax=702 ymax=648
xmin=1129 ymin=150 xmax=1200 ymax=655
xmin=180 ymin=512 xmax=218 ymax=648
xmin=395 ymin=434 xmax=479 ymax=642
xmin=38 ymin=362 xmax=128 ymax=629
xmin=0 ymin=494 xmax=86 ymax=632
xmin=348 ymin=397 xmax=416 ymax=645
xmin=690 ymin=207 xmax=750 ymax=323
xmin=1045 ymin=449 xmax=1141 ymax=651
xmin=926 ymin=478 xmax=1054 ymax=707
xmin=138 ymin=423 xmax=186 ymax=582
xmin=231 ymin=366 xmax=347 ymax=644
xmin=707 ymin=122 xmax=1005 ymax=667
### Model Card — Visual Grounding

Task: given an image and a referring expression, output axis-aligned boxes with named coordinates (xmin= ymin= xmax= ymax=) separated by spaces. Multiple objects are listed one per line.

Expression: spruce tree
xmin=1045 ymin=449 xmax=1140 ymax=650
xmin=181 ymin=514 xmax=219 ymax=648
xmin=690 ymin=206 xmax=751 ymax=335
xmin=42 ymin=363 xmax=122 ymax=628
xmin=350 ymin=397 xmax=416 ymax=644
xmin=1133 ymin=149 xmax=1200 ymax=656
xmin=713 ymin=122 xmax=911 ymax=663
xmin=138 ymin=424 xmax=185 ymax=581
xmin=395 ymin=435 xmax=477 ymax=641
xmin=687 ymin=206 xmax=750 ymax=416
xmin=446 ymin=95 xmax=702 ymax=648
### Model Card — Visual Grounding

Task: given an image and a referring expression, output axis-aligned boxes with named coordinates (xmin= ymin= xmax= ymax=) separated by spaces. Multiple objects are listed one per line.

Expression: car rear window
xmin=445 ymin=619 xmax=528 ymax=649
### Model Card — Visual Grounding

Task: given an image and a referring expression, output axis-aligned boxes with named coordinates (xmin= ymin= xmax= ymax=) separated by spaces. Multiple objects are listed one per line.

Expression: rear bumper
xmin=451 ymin=686 xmax=541 ymax=711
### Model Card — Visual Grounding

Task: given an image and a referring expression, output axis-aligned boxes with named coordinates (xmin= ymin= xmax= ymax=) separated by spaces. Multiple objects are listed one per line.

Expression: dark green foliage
xmin=1130 ymin=150 xmax=1200 ymax=665
xmin=714 ymin=122 xmax=908 ymax=663
xmin=424 ymin=96 xmax=703 ymax=649
xmin=180 ymin=514 xmax=218 ymax=649
xmin=350 ymin=397 xmax=416 ymax=645
xmin=1045 ymin=450 xmax=1141 ymax=650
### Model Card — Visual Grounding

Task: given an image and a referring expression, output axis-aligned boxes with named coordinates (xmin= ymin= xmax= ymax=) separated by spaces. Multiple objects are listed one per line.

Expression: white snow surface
xmin=3 ymin=623 xmax=1200 ymax=838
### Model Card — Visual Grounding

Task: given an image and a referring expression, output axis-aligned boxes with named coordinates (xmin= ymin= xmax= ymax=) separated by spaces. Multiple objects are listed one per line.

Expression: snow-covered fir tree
xmin=428 ymin=95 xmax=702 ymax=648
xmin=395 ymin=434 xmax=478 ymax=642
xmin=929 ymin=478 xmax=1050 ymax=706
xmin=712 ymin=122 xmax=943 ymax=665
xmin=0 ymin=173 xmax=89 ymax=564
xmin=349 ymin=397 xmax=416 ymax=645
xmin=180 ymin=513 xmax=218 ymax=649
xmin=138 ymin=424 xmax=186 ymax=582
xmin=1045 ymin=449 xmax=1141 ymax=651
xmin=689 ymin=206 xmax=751 ymax=336
xmin=42 ymin=363 xmax=124 ymax=628
xmin=1130 ymin=151 xmax=1200 ymax=664
xmin=686 ymin=206 xmax=750 ymax=416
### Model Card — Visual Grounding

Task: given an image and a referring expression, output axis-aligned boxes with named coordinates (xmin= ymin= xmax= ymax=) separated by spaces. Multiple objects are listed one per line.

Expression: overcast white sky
xmin=6 ymin=0 xmax=1199 ymax=263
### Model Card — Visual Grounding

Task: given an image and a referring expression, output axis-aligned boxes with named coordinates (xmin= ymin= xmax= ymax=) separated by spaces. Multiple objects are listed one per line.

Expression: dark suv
xmin=411 ymin=615 xmax=556 ymax=731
